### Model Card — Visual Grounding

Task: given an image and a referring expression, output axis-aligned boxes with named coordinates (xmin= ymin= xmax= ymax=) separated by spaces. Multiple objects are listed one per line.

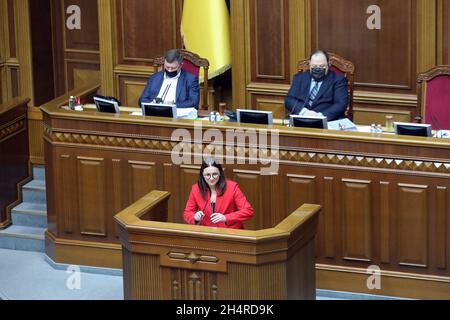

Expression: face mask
xmin=310 ymin=67 xmax=327 ymax=81
xmin=165 ymin=69 xmax=179 ymax=78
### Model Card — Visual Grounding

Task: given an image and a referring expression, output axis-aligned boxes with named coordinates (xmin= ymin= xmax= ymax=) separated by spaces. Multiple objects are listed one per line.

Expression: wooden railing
xmin=0 ymin=97 xmax=30 ymax=227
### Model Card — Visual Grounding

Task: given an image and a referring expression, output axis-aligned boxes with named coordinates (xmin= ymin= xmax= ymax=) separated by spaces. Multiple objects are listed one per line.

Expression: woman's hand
xmin=210 ymin=213 xmax=226 ymax=224
xmin=194 ymin=211 xmax=204 ymax=222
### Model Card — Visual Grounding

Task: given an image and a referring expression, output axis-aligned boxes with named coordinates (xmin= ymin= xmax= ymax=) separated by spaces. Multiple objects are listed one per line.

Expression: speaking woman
xmin=183 ymin=158 xmax=254 ymax=229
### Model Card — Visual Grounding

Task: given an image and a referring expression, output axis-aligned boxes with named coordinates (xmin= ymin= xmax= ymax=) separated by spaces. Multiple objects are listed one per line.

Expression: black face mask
xmin=310 ymin=67 xmax=327 ymax=81
xmin=165 ymin=69 xmax=179 ymax=78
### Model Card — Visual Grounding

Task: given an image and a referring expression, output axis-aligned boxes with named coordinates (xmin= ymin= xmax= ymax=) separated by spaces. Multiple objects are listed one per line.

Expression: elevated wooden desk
xmin=41 ymin=104 xmax=450 ymax=299
xmin=115 ymin=191 xmax=320 ymax=300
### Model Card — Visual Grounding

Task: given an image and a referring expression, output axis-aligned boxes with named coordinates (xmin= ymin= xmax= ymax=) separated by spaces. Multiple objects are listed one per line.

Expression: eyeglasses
xmin=203 ymin=173 xmax=220 ymax=179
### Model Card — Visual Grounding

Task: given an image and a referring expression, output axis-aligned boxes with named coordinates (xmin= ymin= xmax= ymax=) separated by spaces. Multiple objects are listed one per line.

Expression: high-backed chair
xmin=416 ymin=65 xmax=450 ymax=129
xmin=153 ymin=49 xmax=210 ymax=112
xmin=297 ymin=52 xmax=355 ymax=121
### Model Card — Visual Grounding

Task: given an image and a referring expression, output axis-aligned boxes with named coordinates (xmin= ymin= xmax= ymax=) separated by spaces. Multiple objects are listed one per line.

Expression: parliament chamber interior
xmin=1 ymin=0 xmax=450 ymax=301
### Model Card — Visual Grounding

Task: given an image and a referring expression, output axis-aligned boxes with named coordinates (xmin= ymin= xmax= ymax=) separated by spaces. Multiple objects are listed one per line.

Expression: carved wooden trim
xmin=297 ymin=52 xmax=355 ymax=73
xmin=43 ymin=126 xmax=450 ymax=174
xmin=0 ymin=115 xmax=26 ymax=143
xmin=416 ymin=65 xmax=450 ymax=82
xmin=152 ymin=49 xmax=210 ymax=69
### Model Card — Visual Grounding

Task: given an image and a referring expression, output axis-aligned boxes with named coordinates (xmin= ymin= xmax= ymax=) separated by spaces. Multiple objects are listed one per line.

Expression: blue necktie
xmin=308 ymin=81 xmax=320 ymax=107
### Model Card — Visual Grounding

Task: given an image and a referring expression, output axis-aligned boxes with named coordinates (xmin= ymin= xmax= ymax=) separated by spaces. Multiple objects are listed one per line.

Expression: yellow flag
xmin=181 ymin=0 xmax=231 ymax=79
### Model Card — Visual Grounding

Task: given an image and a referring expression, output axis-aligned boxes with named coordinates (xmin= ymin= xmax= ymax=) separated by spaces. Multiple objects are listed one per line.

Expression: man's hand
xmin=210 ymin=213 xmax=226 ymax=224
xmin=304 ymin=110 xmax=319 ymax=116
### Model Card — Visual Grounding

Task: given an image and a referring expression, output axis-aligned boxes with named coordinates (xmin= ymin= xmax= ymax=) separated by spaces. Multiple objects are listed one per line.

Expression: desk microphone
xmin=154 ymin=84 xmax=171 ymax=104
xmin=161 ymin=84 xmax=171 ymax=103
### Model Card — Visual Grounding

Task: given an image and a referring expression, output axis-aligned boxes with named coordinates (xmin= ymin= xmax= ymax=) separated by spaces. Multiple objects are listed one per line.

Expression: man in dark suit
xmin=285 ymin=50 xmax=349 ymax=121
xmin=139 ymin=49 xmax=200 ymax=109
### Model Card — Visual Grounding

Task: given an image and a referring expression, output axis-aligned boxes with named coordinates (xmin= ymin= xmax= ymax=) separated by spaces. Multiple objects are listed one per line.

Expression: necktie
xmin=308 ymin=81 xmax=320 ymax=107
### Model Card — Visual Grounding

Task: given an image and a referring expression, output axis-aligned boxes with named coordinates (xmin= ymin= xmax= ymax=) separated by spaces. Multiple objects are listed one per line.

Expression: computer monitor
xmin=141 ymin=102 xmax=176 ymax=118
xmin=289 ymin=115 xmax=328 ymax=129
xmin=394 ymin=122 xmax=432 ymax=137
xmin=93 ymin=96 xmax=120 ymax=114
xmin=236 ymin=109 xmax=273 ymax=125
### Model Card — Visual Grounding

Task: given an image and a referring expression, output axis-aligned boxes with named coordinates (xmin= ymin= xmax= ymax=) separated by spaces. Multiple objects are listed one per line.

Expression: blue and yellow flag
xmin=181 ymin=0 xmax=231 ymax=79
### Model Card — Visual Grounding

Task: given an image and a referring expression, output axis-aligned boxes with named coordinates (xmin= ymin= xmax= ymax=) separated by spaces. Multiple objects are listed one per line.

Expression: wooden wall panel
xmin=66 ymin=61 xmax=100 ymax=90
xmin=27 ymin=110 xmax=44 ymax=164
xmin=436 ymin=186 xmax=447 ymax=269
xmin=60 ymin=154 xmax=76 ymax=234
xmin=232 ymin=170 xmax=263 ymax=230
xmin=29 ymin=0 xmax=55 ymax=105
xmin=128 ymin=161 xmax=156 ymax=203
xmin=117 ymin=74 xmax=149 ymax=107
xmin=250 ymin=93 xmax=286 ymax=118
xmin=179 ymin=166 xmax=199 ymax=223
xmin=311 ymin=0 xmax=416 ymax=93
xmin=116 ymin=0 xmax=183 ymax=65
xmin=64 ymin=0 xmax=99 ymax=51
xmin=322 ymin=177 xmax=336 ymax=259
xmin=250 ymin=0 xmax=290 ymax=83
xmin=342 ymin=179 xmax=372 ymax=262
xmin=441 ymin=0 xmax=450 ymax=64
xmin=286 ymin=174 xmax=317 ymax=214
xmin=379 ymin=181 xmax=390 ymax=263
xmin=7 ymin=0 xmax=16 ymax=58
xmin=77 ymin=157 xmax=106 ymax=236
xmin=0 ymin=69 xmax=3 ymax=104
xmin=111 ymin=159 xmax=123 ymax=238
xmin=1 ymin=0 xmax=20 ymax=103
xmin=397 ymin=183 xmax=428 ymax=267
xmin=52 ymin=0 xmax=100 ymax=95
xmin=10 ymin=67 xmax=18 ymax=98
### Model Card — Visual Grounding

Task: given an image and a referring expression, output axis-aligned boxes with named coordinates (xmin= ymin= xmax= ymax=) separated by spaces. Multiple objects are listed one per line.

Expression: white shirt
xmin=156 ymin=71 xmax=180 ymax=104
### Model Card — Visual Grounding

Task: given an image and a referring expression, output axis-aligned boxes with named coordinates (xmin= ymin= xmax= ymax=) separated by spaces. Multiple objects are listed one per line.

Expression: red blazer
xmin=183 ymin=180 xmax=254 ymax=229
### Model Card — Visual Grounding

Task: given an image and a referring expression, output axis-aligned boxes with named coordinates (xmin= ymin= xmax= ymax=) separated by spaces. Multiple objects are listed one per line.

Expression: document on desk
xmin=435 ymin=130 xmax=450 ymax=138
xmin=176 ymin=107 xmax=197 ymax=119
xmin=328 ymin=118 xmax=358 ymax=131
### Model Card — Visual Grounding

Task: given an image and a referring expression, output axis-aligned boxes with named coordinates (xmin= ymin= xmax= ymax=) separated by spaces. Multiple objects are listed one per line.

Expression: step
xmin=11 ymin=202 xmax=47 ymax=228
xmin=32 ymin=165 xmax=46 ymax=181
xmin=22 ymin=180 xmax=46 ymax=203
xmin=0 ymin=226 xmax=45 ymax=252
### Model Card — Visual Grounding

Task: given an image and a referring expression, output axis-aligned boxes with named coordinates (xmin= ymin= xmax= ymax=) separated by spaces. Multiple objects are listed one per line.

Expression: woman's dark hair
xmin=197 ymin=158 xmax=227 ymax=199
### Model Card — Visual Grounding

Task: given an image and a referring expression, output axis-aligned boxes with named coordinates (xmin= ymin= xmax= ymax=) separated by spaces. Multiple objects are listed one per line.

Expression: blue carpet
xmin=0 ymin=248 xmax=407 ymax=300
xmin=0 ymin=248 xmax=123 ymax=300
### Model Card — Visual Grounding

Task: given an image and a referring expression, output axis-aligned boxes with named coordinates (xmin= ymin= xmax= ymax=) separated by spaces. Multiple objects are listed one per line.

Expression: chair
xmin=153 ymin=50 xmax=210 ymax=113
xmin=416 ymin=65 xmax=450 ymax=129
xmin=297 ymin=52 xmax=355 ymax=121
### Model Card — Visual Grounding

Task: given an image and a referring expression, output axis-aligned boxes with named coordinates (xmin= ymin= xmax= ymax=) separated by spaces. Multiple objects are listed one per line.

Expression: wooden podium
xmin=114 ymin=191 xmax=320 ymax=300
